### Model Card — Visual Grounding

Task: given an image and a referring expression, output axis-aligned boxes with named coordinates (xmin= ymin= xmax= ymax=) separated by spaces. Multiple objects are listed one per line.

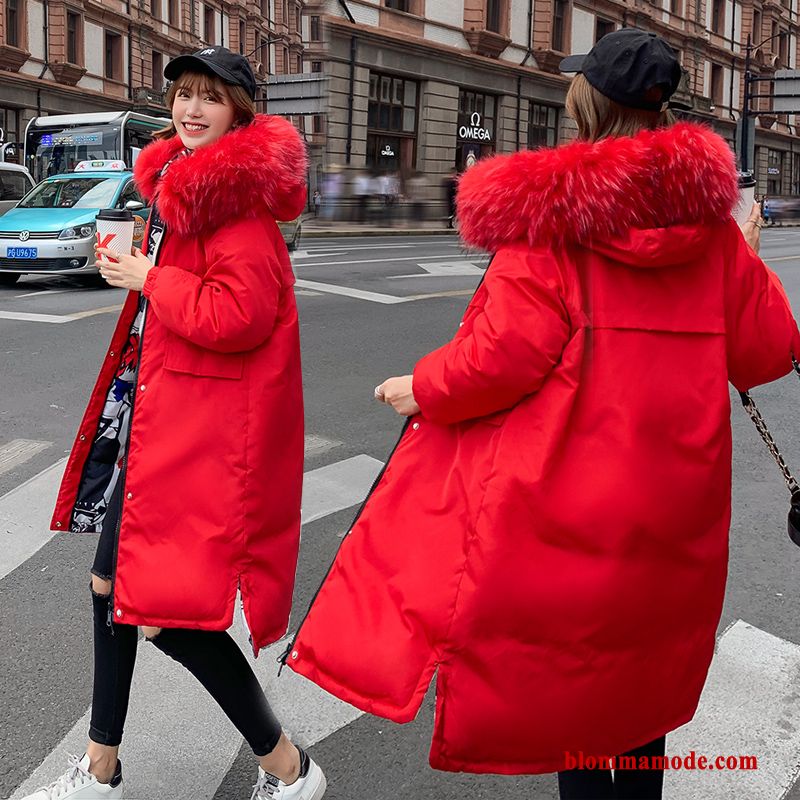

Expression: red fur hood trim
xmin=456 ymin=123 xmax=739 ymax=252
xmin=133 ymin=114 xmax=307 ymax=236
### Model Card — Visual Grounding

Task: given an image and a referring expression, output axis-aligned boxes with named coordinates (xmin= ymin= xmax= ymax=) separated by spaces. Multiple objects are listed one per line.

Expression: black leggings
xmin=88 ymin=486 xmax=282 ymax=754
xmin=557 ymin=735 xmax=666 ymax=800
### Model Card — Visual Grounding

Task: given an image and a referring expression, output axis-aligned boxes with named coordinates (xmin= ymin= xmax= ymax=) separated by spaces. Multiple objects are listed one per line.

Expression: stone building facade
xmin=0 ymin=0 xmax=306 ymax=157
xmin=311 ymin=0 xmax=800 ymax=197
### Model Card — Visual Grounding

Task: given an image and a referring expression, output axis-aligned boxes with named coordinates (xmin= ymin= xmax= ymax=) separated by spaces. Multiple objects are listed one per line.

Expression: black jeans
xmin=88 ymin=485 xmax=282 ymax=755
xmin=557 ymin=735 xmax=666 ymax=800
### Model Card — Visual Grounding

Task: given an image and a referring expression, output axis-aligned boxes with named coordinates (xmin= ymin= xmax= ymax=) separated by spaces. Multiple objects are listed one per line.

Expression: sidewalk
xmin=300 ymin=214 xmax=457 ymax=238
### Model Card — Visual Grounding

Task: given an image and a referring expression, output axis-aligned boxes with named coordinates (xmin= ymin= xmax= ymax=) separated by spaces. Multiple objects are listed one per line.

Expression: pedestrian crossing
xmin=3 ymin=441 xmax=800 ymax=799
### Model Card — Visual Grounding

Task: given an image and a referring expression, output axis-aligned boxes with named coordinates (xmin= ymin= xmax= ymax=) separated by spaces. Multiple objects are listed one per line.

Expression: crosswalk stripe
xmin=301 ymin=454 xmax=382 ymax=524
xmin=294 ymin=279 xmax=408 ymax=305
xmin=666 ymin=620 xmax=800 ymax=798
xmin=0 ymin=305 xmax=123 ymax=324
xmin=0 ymin=439 xmax=51 ymax=476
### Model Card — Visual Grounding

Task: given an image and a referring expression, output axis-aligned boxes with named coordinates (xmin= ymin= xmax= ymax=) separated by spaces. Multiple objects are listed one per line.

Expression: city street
xmin=3 ymin=231 xmax=800 ymax=799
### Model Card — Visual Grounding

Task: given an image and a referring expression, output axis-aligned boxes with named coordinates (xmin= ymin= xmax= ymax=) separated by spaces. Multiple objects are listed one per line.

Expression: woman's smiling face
xmin=171 ymin=72 xmax=236 ymax=150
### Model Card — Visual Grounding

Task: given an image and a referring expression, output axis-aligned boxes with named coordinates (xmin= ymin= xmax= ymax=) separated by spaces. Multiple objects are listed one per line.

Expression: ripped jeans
xmin=88 ymin=481 xmax=282 ymax=754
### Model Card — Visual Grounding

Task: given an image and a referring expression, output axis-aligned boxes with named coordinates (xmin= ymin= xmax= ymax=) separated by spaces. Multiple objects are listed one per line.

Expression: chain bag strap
xmin=739 ymin=358 xmax=800 ymax=546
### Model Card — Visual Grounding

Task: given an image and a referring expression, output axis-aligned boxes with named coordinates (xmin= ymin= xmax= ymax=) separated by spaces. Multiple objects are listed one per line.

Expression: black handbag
xmin=739 ymin=359 xmax=800 ymax=546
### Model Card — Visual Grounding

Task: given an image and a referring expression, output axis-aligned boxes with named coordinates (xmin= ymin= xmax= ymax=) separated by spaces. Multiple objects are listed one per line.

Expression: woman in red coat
xmin=285 ymin=30 xmax=799 ymax=800
xmin=32 ymin=49 xmax=325 ymax=800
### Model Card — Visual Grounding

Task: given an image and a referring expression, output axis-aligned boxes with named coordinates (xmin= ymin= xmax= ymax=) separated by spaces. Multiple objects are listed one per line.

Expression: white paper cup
xmin=733 ymin=173 xmax=757 ymax=227
xmin=96 ymin=210 xmax=135 ymax=263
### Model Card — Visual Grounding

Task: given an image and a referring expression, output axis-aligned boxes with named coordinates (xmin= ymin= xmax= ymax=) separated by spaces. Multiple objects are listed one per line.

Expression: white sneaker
xmin=251 ymin=748 xmax=326 ymax=800
xmin=20 ymin=754 xmax=123 ymax=800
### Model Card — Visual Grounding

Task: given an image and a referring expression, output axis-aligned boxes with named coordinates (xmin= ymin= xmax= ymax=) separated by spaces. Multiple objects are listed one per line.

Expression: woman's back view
xmin=286 ymin=27 xmax=800 ymax=800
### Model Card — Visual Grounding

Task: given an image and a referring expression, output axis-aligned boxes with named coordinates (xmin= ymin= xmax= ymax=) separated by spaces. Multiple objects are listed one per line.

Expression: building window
xmin=295 ymin=54 xmax=301 ymax=73
xmin=283 ymin=0 xmax=288 ymax=25
xmin=385 ymin=0 xmax=410 ymax=10
xmin=710 ymin=63 xmax=723 ymax=105
xmin=595 ymin=18 xmax=614 ymax=43
xmin=670 ymin=0 xmax=682 ymax=15
xmin=259 ymin=37 xmax=270 ymax=73
xmin=168 ymin=0 xmax=179 ymax=25
xmin=261 ymin=0 xmax=269 ymax=19
xmin=5 ymin=0 xmax=21 ymax=47
xmin=283 ymin=46 xmax=289 ymax=72
xmin=367 ymin=74 xmax=418 ymax=175
xmin=204 ymin=5 xmax=215 ymax=42
xmin=486 ymin=0 xmax=502 ymax=33
xmin=552 ymin=0 xmax=567 ymax=51
xmin=151 ymin=50 xmax=163 ymax=90
xmin=752 ymin=10 xmax=761 ymax=41
xmin=151 ymin=0 xmax=161 ymax=20
xmin=67 ymin=11 xmax=81 ymax=64
xmin=311 ymin=60 xmax=322 ymax=72
xmin=313 ymin=114 xmax=324 ymax=134
xmin=767 ymin=148 xmax=783 ymax=194
xmin=239 ymin=20 xmax=245 ymax=53
xmin=310 ymin=15 xmax=321 ymax=40
xmin=295 ymin=5 xmax=300 ymax=31
xmin=104 ymin=31 xmax=122 ymax=80
xmin=456 ymin=89 xmax=496 ymax=171
xmin=779 ymin=30 xmax=788 ymax=65
xmin=711 ymin=0 xmax=724 ymax=34
xmin=528 ymin=103 xmax=558 ymax=149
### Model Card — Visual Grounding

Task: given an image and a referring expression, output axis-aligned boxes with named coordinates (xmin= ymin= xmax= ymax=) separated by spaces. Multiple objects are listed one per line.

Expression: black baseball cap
xmin=165 ymin=46 xmax=257 ymax=100
xmin=559 ymin=28 xmax=682 ymax=111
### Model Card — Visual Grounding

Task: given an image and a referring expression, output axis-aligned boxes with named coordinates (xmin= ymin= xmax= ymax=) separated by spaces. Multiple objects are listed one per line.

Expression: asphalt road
xmin=2 ymin=231 xmax=800 ymax=800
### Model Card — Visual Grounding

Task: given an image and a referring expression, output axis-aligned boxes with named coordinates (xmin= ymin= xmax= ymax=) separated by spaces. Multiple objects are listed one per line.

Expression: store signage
xmin=381 ymin=144 xmax=396 ymax=157
xmin=458 ymin=112 xmax=492 ymax=143
xmin=767 ymin=167 xmax=781 ymax=175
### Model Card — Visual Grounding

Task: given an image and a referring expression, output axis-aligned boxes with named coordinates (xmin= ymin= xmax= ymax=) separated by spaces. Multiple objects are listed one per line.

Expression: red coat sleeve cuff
xmin=142 ymin=266 xmax=162 ymax=298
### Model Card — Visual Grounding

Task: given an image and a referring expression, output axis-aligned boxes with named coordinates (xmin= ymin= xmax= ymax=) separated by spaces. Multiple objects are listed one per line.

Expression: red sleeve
xmin=724 ymin=220 xmax=800 ymax=391
xmin=412 ymin=246 xmax=571 ymax=425
xmin=142 ymin=216 xmax=283 ymax=354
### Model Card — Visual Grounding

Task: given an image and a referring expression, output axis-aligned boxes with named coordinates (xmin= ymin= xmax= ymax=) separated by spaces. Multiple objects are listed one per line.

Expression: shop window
xmin=528 ymin=103 xmax=559 ymax=149
xmin=104 ymin=31 xmax=122 ymax=80
xmin=595 ymin=18 xmax=614 ymax=43
xmin=552 ymin=0 xmax=567 ymax=51
xmin=67 ymin=11 xmax=82 ymax=64
xmin=767 ymin=148 xmax=783 ymax=194
xmin=368 ymin=72 xmax=418 ymax=134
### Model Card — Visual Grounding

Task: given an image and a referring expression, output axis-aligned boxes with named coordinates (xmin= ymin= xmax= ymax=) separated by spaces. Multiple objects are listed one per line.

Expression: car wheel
xmin=0 ymin=273 xmax=20 ymax=286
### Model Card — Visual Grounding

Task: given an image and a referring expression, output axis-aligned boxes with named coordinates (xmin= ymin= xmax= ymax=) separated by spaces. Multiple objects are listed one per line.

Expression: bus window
xmin=124 ymin=123 xmax=161 ymax=166
xmin=26 ymin=127 xmax=120 ymax=183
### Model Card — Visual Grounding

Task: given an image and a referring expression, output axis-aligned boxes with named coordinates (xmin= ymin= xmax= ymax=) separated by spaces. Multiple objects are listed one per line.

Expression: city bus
xmin=23 ymin=111 xmax=169 ymax=183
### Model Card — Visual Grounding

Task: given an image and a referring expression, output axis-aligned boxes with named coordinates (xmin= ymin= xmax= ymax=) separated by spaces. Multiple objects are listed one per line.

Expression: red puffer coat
xmin=52 ymin=115 xmax=307 ymax=654
xmin=287 ymin=123 xmax=800 ymax=772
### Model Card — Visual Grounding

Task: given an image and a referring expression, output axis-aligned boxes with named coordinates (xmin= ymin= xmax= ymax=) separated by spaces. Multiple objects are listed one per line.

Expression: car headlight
xmin=59 ymin=224 xmax=96 ymax=240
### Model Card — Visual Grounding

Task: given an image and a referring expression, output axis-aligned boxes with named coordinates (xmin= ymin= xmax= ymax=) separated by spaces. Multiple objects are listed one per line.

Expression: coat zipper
xmin=278 ymin=417 xmax=411 ymax=673
xmin=107 ymin=297 xmax=149 ymax=630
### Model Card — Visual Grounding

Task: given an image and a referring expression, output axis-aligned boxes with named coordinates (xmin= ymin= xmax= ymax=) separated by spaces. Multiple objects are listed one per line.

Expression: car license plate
xmin=6 ymin=247 xmax=37 ymax=259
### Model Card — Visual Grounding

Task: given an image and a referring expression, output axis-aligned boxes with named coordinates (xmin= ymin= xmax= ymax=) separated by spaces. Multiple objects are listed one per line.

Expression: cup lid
xmin=96 ymin=209 xmax=134 ymax=221
xmin=737 ymin=171 xmax=756 ymax=188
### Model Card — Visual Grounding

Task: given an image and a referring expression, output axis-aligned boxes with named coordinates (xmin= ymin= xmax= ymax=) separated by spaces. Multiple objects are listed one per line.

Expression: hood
xmin=456 ymin=122 xmax=739 ymax=261
xmin=133 ymin=114 xmax=308 ymax=237
xmin=0 ymin=206 xmax=98 ymax=231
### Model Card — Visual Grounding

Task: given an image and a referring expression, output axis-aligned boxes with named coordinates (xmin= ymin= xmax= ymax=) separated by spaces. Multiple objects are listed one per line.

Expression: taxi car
xmin=0 ymin=160 xmax=149 ymax=286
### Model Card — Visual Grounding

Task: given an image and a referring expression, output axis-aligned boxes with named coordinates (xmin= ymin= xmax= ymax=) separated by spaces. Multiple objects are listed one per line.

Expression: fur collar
xmin=133 ymin=114 xmax=307 ymax=236
xmin=456 ymin=122 xmax=739 ymax=252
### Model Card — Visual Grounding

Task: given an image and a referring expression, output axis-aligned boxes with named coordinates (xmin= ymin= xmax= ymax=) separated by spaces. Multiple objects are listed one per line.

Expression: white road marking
xmin=304 ymin=434 xmax=342 ymax=459
xmin=294 ymin=279 xmax=409 ymax=305
xmin=0 ymin=439 xmax=51 ymax=476
xmin=294 ymin=253 xmax=467 ymax=268
xmin=666 ymin=620 xmax=800 ymax=799
xmin=0 ymin=458 xmax=66 ymax=581
xmin=0 ymin=305 xmax=122 ymax=324
xmin=14 ymin=288 xmax=80 ymax=298
xmin=387 ymin=260 xmax=486 ymax=278
xmin=301 ymin=454 xmax=383 ymax=524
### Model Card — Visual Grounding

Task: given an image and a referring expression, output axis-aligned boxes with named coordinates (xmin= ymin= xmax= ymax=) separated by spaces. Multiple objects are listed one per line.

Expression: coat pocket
xmin=163 ymin=335 xmax=244 ymax=380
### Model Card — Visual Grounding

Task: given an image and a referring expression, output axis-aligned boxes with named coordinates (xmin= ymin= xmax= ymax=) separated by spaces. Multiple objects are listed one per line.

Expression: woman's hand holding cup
xmin=740 ymin=202 xmax=764 ymax=255
xmin=94 ymin=245 xmax=154 ymax=291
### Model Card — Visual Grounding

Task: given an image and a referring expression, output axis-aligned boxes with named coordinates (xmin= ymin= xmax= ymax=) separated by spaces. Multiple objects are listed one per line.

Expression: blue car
xmin=0 ymin=160 xmax=150 ymax=286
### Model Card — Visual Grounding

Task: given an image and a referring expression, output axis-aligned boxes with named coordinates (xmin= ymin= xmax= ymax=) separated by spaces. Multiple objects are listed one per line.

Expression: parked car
xmin=0 ymin=162 xmax=35 ymax=217
xmin=0 ymin=160 xmax=150 ymax=286
xmin=278 ymin=216 xmax=302 ymax=251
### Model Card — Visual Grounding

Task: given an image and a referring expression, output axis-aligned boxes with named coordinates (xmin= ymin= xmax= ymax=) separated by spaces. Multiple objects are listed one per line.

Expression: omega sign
xmin=459 ymin=112 xmax=492 ymax=143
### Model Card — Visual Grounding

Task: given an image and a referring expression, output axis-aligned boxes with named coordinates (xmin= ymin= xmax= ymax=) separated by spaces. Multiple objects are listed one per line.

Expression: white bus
xmin=24 ymin=111 xmax=169 ymax=183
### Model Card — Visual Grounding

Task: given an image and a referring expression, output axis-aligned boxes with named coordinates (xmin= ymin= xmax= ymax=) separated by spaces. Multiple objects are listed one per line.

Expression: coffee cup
xmin=733 ymin=171 xmax=757 ymax=226
xmin=95 ymin=208 xmax=135 ymax=263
